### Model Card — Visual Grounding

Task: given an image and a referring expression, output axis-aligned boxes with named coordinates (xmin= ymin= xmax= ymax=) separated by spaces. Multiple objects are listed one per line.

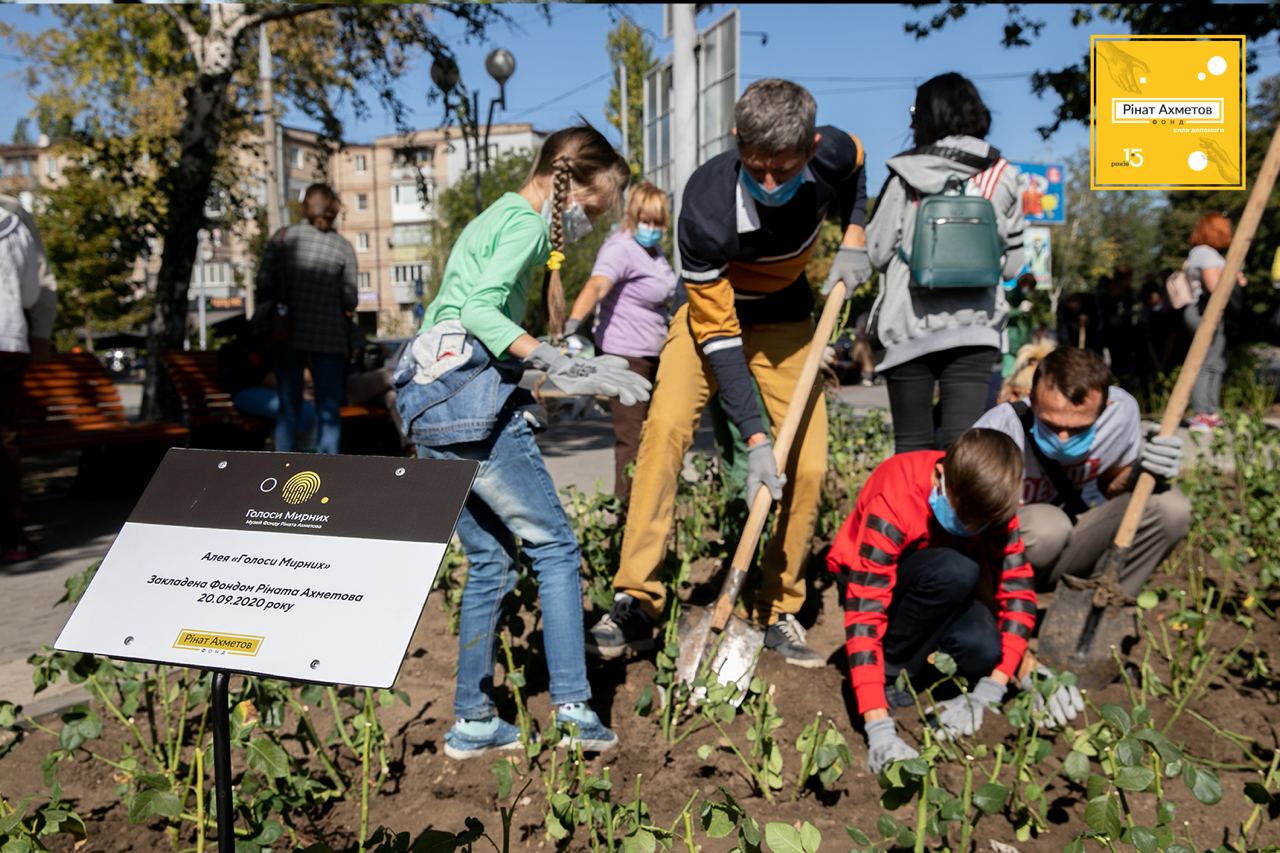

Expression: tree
xmin=11 ymin=118 xmax=30 ymax=145
xmin=6 ymin=4 xmax=507 ymax=419
xmin=37 ymin=162 xmax=158 ymax=351
xmin=905 ymin=4 xmax=1280 ymax=138
xmin=431 ymin=147 xmax=614 ymax=337
xmin=605 ymin=19 xmax=653 ymax=177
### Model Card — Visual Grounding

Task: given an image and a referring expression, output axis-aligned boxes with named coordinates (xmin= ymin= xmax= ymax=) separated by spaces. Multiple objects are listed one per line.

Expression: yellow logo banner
xmin=1091 ymin=35 xmax=1246 ymax=191
xmin=172 ymin=629 xmax=264 ymax=656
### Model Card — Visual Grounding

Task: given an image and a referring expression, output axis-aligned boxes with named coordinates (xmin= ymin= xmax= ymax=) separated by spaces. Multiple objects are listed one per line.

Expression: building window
xmin=357 ymin=232 xmax=369 ymax=252
xmin=356 ymin=193 xmax=369 ymax=212
xmin=354 ymin=153 xmax=367 ymax=174
xmin=289 ymin=146 xmax=305 ymax=169
xmin=43 ymin=157 xmax=57 ymax=179
xmin=392 ymin=223 xmax=430 ymax=247
xmin=393 ymin=263 xmax=425 ymax=284
xmin=357 ymin=272 xmax=372 ymax=290
xmin=19 ymin=159 xmax=32 ymax=177
xmin=394 ymin=183 xmax=429 ymax=206
xmin=393 ymin=146 xmax=435 ymax=168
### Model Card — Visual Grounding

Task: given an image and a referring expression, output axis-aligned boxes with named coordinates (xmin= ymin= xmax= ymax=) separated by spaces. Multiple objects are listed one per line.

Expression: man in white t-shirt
xmin=974 ymin=346 xmax=1190 ymax=597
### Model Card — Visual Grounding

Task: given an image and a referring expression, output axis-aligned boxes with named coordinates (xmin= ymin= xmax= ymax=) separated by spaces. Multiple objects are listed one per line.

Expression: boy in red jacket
xmin=827 ymin=428 xmax=1082 ymax=774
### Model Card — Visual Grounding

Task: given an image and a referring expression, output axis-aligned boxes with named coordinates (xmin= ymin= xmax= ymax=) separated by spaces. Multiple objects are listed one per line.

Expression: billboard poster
xmin=1024 ymin=226 xmax=1053 ymax=290
xmin=1011 ymin=161 xmax=1067 ymax=225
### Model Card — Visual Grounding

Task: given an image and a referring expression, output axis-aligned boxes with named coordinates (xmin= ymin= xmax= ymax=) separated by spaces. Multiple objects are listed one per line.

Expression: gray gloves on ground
xmin=1020 ymin=666 xmax=1084 ymax=728
xmin=822 ymin=247 xmax=871 ymax=299
xmin=1140 ymin=432 xmax=1184 ymax=480
xmin=865 ymin=716 xmax=919 ymax=775
xmin=746 ymin=440 xmax=787 ymax=502
xmin=930 ymin=676 xmax=1006 ymax=740
xmin=525 ymin=343 xmax=652 ymax=407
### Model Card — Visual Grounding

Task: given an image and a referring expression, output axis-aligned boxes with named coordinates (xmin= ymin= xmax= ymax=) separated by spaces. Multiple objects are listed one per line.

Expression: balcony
xmin=357 ymin=290 xmax=380 ymax=311
xmin=391 ymin=284 xmax=416 ymax=305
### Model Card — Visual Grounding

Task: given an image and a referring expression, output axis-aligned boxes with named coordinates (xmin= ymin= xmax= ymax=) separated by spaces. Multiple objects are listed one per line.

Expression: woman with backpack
xmin=1183 ymin=212 xmax=1245 ymax=432
xmin=866 ymin=73 xmax=1026 ymax=453
xmin=394 ymin=123 xmax=648 ymax=759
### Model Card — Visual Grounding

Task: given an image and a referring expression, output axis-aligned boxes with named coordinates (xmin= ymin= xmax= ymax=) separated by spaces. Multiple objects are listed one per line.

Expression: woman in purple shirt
xmin=566 ymin=183 xmax=677 ymax=502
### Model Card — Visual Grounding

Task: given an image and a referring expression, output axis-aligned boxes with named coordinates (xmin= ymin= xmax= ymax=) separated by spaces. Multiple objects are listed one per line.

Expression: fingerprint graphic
xmin=280 ymin=471 xmax=321 ymax=505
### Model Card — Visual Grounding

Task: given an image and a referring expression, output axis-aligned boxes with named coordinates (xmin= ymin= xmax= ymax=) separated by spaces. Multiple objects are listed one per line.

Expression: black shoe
xmin=585 ymin=594 xmax=655 ymax=659
xmin=764 ymin=614 xmax=824 ymax=668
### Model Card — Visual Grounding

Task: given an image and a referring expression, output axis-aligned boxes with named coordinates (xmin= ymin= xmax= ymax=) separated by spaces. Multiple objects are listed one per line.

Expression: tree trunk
xmin=141 ymin=59 xmax=235 ymax=421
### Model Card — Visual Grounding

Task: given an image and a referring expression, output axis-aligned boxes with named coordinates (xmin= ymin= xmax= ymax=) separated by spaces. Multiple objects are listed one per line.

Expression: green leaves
xmin=763 ymin=821 xmax=821 ymax=853
xmin=1100 ymin=704 xmax=1132 ymax=734
xmin=57 ymin=706 xmax=101 ymax=752
xmin=1085 ymin=793 xmax=1123 ymax=838
xmin=246 ymin=737 xmax=289 ymax=780
xmin=973 ymin=782 xmax=1009 ymax=815
xmin=1063 ymin=750 xmax=1091 ymax=785
xmin=126 ymin=776 xmax=182 ymax=825
xmin=1182 ymin=764 xmax=1223 ymax=805
xmin=1114 ymin=766 xmax=1155 ymax=792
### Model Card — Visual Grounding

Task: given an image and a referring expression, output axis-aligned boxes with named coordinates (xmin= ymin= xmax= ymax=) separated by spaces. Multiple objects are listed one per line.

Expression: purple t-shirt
xmin=590 ymin=230 xmax=677 ymax=358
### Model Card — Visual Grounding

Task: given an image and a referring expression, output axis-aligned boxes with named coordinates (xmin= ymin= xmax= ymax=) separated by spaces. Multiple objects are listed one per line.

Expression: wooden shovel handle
xmin=710 ymin=281 xmax=848 ymax=630
xmin=1113 ymin=124 xmax=1280 ymax=551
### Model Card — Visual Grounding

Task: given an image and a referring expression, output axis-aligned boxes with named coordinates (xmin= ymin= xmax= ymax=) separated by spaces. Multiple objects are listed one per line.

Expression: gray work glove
xmin=865 ymin=717 xmax=919 ymax=775
xmin=822 ymin=345 xmax=837 ymax=369
xmin=1140 ymin=432 xmax=1184 ymax=480
xmin=1019 ymin=665 xmax=1084 ymax=729
xmin=563 ymin=317 xmax=582 ymax=337
xmin=929 ymin=676 xmax=1006 ymax=740
xmin=822 ymin=247 xmax=871 ymax=299
xmin=525 ymin=343 xmax=652 ymax=407
xmin=746 ymin=439 xmax=787 ymax=502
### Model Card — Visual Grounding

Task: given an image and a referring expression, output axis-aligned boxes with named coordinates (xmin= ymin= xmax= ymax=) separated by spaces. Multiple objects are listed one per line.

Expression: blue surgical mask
xmin=1031 ymin=417 xmax=1097 ymax=464
xmin=635 ymin=223 xmax=663 ymax=248
xmin=929 ymin=474 xmax=984 ymax=538
xmin=739 ymin=166 xmax=807 ymax=207
xmin=541 ymin=198 xmax=594 ymax=245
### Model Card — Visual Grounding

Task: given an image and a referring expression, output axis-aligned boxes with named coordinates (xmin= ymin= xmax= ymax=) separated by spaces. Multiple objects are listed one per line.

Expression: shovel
xmin=673 ymin=280 xmax=848 ymax=699
xmin=1038 ymin=122 xmax=1280 ymax=689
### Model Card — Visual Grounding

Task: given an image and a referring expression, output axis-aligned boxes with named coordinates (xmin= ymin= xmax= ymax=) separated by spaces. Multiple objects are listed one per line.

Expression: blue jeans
xmin=233 ymin=386 xmax=317 ymax=448
xmin=275 ymin=349 xmax=345 ymax=454
xmin=417 ymin=412 xmax=590 ymax=719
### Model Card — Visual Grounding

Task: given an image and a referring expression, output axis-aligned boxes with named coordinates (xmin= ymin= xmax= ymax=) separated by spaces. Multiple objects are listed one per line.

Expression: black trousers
xmin=883 ymin=345 xmax=999 ymax=453
xmin=881 ymin=548 xmax=1001 ymax=689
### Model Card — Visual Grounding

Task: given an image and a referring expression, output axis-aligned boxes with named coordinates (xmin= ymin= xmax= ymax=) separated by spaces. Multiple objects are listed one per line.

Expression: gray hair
xmin=734 ymin=79 xmax=817 ymax=156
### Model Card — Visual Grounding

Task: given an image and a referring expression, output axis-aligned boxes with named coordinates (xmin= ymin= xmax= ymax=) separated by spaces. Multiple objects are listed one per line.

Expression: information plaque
xmin=55 ymin=449 xmax=477 ymax=689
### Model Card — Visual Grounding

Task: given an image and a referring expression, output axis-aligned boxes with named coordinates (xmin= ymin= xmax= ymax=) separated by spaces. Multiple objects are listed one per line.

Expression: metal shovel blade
xmin=672 ymin=606 xmax=765 ymax=705
xmin=1037 ymin=586 xmax=1136 ymax=691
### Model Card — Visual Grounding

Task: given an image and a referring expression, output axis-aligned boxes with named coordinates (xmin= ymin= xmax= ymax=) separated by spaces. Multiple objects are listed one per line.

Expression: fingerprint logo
xmin=280 ymin=471 xmax=321 ymax=505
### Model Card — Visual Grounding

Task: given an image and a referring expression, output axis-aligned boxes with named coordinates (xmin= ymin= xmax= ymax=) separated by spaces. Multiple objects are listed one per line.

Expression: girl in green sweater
xmin=397 ymin=124 xmax=648 ymax=758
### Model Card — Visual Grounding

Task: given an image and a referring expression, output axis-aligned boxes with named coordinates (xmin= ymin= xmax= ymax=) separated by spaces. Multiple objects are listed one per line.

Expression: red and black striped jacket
xmin=826 ymin=450 xmax=1037 ymax=714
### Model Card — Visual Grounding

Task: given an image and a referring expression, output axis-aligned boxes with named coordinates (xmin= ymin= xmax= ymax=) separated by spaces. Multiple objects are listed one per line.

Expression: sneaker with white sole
xmin=555 ymin=703 xmax=617 ymax=754
xmin=585 ymin=593 xmax=655 ymax=658
xmin=764 ymin=613 xmax=825 ymax=668
xmin=443 ymin=716 xmax=524 ymax=760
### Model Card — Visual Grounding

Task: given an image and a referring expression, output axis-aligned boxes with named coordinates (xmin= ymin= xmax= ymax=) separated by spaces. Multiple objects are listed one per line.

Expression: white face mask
xmin=541 ymin=197 xmax=594 ymax=245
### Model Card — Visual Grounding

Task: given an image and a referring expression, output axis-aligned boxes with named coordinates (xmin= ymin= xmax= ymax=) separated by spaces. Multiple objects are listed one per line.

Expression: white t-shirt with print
xmin=973 ymin=386 xmax=1142 ymax=508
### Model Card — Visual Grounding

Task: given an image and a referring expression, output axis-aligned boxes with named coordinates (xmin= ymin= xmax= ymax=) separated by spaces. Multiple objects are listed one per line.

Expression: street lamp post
xmin=431 ymin=48 xmax=516 ymax=216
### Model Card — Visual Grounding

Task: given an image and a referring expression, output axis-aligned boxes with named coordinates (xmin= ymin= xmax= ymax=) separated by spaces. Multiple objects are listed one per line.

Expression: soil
xmin=4 ymin=544 xmax=1279 ymax=852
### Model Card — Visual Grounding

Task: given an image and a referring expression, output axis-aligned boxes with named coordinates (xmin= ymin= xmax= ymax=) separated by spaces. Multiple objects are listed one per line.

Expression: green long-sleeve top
xmin=420 ymin=192 xmax=550 ymax=358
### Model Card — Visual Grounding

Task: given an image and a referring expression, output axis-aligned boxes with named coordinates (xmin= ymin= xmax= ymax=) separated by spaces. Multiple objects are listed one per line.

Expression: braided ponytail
xmin=530 ymin=121 xmax=631 ymax=340
xmin=542 ymin=159 xmax=571 ymax=338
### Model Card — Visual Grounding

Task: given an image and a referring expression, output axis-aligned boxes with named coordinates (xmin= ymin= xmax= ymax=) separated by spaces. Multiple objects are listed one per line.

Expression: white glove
xmin=865 ymin=717 xmax=918 ymax=774
xmin=822 ymin=247 xmax=871 ymax=299
xmin=929 ymin=676 xmax=1005 ymax=740
xmin=1140 ymin=432 xmax=1184 ymax=480
xmin=525 ymin=343 xmax=652 ymax=407
xmin=746 ymin=440 xmax=787 ymax=502
xmin=821 ymin=345 xmax=837 ymax=369
xmin=1020 ymin=666 xmax=1084 ymax=728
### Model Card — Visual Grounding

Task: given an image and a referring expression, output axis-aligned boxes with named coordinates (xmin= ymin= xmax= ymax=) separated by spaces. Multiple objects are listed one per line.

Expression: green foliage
xmin=793 ymin=712 xmax=850 ymax=798
xmin=605 ymin=18 xmax=653 ymax=177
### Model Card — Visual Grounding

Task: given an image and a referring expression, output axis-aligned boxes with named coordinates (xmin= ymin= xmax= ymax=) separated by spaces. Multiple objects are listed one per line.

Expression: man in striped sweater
xmin=827 ymin=429 xmax=1082 ymax=774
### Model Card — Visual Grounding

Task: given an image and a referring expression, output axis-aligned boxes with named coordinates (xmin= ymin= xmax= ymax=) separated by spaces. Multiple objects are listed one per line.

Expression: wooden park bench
xmin=159 ymin=350 xmax=399 ymax=453
xmin=18 ymin=353 xmax=189 ymax=455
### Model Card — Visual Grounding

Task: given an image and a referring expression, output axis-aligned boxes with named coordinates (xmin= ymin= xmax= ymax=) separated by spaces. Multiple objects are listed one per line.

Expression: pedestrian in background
xmin=564 ymin=182 xmax=677 ymax=503
xmin=255 ymin=183 xmax=358 ymax=454
xmin=866 ymin=72 xmax=1026 ymax=453
xmin=0 ymin=198 xmax=55 ymax=564
xmin=1183 ymin=212 xmax=1244 ymax=432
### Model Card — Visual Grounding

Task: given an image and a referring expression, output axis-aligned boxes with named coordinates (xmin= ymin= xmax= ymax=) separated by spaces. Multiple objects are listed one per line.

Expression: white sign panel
xmin=55 ymin=449 xmax=477 ymax=689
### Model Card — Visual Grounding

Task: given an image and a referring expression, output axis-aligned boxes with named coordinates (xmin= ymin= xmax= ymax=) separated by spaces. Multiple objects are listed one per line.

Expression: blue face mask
xmin=739 ymin=166 xmax=807 ymax=207
xmin=1031 ymin=417 xmax=1097 ymax=464
xmin=929 ymin=474 xmax=984 ymax=538
xmin=635 ymin=223 xmax=663 ymax=248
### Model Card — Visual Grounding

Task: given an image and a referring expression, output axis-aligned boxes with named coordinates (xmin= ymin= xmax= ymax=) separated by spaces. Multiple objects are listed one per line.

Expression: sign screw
xmin=218 ymin=461 xmax=228 ymax=469
xmin=395 ymin=467 xmax=406 ymax=477
xmin=310 ymin=659 xmax=320 ymax=670
xmin=124 ymin=636 xmax=134 ymax=646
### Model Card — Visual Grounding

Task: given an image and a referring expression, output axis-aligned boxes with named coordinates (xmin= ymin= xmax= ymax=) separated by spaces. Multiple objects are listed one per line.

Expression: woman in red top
xmin=827 ymin=428 xmax=1082 ymax=774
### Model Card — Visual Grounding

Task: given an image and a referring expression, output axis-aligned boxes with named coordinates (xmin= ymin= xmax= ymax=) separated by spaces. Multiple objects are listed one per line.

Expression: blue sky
xmin=2 ymin=3 xmax=1279 ymax=192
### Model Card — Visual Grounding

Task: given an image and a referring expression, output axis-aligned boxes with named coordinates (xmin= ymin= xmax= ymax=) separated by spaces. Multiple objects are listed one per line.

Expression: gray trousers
xmin=1184 ymin=302 xmax=1227 ymax=415
xmin=1018 ymin=488 xmax=1192 ymax=599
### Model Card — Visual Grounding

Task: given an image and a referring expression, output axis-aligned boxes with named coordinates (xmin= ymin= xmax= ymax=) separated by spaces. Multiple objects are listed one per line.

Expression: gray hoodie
xmin=866 ymin=135 xmax=1025 ymax=371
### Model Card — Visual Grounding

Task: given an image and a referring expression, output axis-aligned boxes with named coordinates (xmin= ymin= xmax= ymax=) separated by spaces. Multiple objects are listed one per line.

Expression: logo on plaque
xmin=281 ymin=471 xmax=322 ymax=505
